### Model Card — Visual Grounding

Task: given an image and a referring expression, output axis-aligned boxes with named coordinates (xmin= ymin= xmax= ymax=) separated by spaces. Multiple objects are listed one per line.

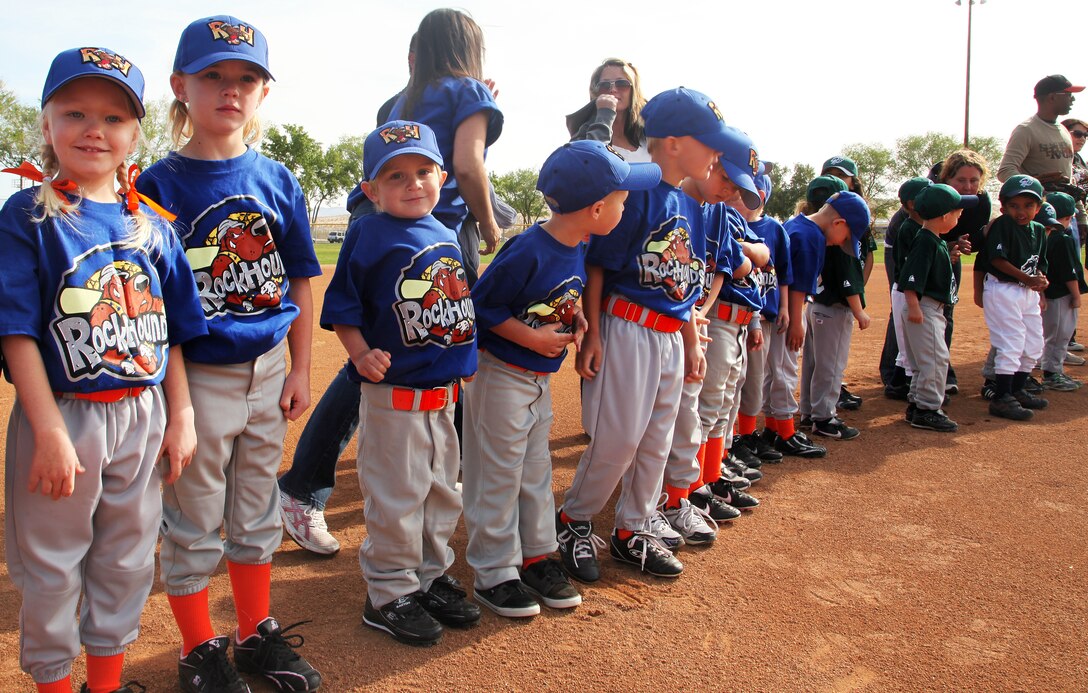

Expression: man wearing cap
xmin=997 ymin=75 xmax=1084 ymax=185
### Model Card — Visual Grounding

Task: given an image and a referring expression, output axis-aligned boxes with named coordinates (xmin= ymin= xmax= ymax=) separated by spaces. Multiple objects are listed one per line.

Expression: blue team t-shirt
xmin=697 ymin=203 xmax=747 ymax=309
xmin=709 ymin=204 xmax=763 ymax=311
xmin=137 ymin=149 xmax=321 ymax=365
xmin=0 ymin=189 xmax=206 ymax=393
xmin=784 ymin=214 xmax=827 ymax=297
xmin=390 ymin=76 xmax=503 ymax=232
xmin=586 ymin=181 xmax=706 ymax=320
xmin=474 ymin=224 xmax=585 ymax=373
xmin=748 ymin=215 xmax=793 ymax=319
xmin=321 ymin=212 xmax=477 ymax=388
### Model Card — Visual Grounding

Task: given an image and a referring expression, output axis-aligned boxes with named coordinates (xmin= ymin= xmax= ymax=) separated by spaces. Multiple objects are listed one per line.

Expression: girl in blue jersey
xmin=136 ymin=15 xmax=322 ymax=692
xmin=0 ymin=48 xmax=204 ymax=693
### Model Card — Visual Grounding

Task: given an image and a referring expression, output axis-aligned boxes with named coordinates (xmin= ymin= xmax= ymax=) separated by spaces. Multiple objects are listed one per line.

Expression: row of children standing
xmin=1 ymin=15 xmax=324 ymax=693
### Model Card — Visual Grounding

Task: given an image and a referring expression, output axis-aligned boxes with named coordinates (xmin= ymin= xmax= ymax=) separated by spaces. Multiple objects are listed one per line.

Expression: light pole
xmin=957 ymin=0 xmax=986 ymax=149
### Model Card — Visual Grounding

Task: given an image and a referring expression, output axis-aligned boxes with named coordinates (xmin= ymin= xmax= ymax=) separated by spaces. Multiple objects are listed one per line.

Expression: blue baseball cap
xmin=537 ymin=140 xmax=662 ymax=214
xmin=717 ymin=126 xmax=762 ymax=210
xmin=42 ymin=47 xmax=145 ymax=119
xmin=362 ymin=120 xmax=443 ymax=181
xmin=755 ymin=172 xmax=773 ymax=206
xmin=642 ymin=87 xmax=736 ymax=154
xmin=826 ymin=191 xmax=871 ymax=258
xmin=174 ymin=15 xmax=273 ymax=79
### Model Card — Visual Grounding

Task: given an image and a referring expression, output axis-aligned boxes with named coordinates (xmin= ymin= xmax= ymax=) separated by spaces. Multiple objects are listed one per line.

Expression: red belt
xmin=603 ymin=296 xmax=684 ymax=333
xmin=55 ymin=387 xmax=147 ymax=403
xmin=716 ymin=302 xmax=754 ymax=326
xmin=391 ymin=383 xmax=458 ymax=411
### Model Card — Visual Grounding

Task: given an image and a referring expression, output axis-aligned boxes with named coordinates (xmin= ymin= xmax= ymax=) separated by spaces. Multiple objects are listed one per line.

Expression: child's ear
xmin=438 ymin=169 xmax=449 ymax=186
xmin=588 ymin=199 xmax=606 ymax=220
xmin=360 ymin=181 xmax=379 ymax=203
xmin=169 ymin=73 xmax=187 ymax=102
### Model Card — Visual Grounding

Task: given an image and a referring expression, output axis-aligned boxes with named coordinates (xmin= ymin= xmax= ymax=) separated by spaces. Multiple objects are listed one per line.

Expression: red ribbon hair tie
xmin=125 ymin=164 xmax=177 ymax=222
xmin=1 ymin=161 xmax=79 ymax=193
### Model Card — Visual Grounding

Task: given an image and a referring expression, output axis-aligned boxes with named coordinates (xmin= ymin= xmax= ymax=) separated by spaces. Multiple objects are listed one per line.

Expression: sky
xmin=2 ymin=0 xmax=1086 ymax=208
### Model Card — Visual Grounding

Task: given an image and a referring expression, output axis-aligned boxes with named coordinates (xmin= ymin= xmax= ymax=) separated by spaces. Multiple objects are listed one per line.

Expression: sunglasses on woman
xmin=1071 ymin=130 xmax=1088 ymax=139
xmin=596 ymin=79 xmax=632 ymax=92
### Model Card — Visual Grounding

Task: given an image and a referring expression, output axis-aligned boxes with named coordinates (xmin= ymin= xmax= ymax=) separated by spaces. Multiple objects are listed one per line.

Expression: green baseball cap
xmin=1034 ymin=203 xmax=1062 ymax=228
xmin=999 ymin=174 xmax=1044 ymax=201
xmin=898 ymin=177 xmax=932 ymax=205
xmin=821 ymin=156 xmax=858 ymax=178
xmin=913 ymin=184 xmax=979 ymax=220
xmin=806 ymin=174 xmax=848 ymax=206
xmin=1046 ymin=191 xmax=1077 ymax=218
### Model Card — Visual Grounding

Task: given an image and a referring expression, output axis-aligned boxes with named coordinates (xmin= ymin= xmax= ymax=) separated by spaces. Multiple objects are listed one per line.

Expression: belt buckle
xmin=433 ymin=386 xmax=449 ymax=410
xmin=623 ymin=301 xmax=641 ymax=323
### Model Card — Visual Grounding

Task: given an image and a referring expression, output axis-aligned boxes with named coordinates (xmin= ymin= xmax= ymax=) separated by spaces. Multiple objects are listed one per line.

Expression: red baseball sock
xmin=616 ymin=529 xmax=634 ymax=540
xmin=36 ymin=677 xmax=71 ymax=693
xmin=776 ymin=417 xmax=796 ymax=439
xmin=228 ymin=561 xmax=271 ymax=640
xmin=522 ymin=555 xmax=547 ymax=570
xmin=167 ymin=589 xmax=216 ymax=657
xmin=765 ymin=418 xmax=778 ymax=434
xmin=664 ymin=484 xmax=688 ymax=509
xmin=737 ymin=413 xmax=758 ymax=436
xmin=86 ymin=653 xmax=124 ymax=693
xmin=703 ymin=436 xmax=725 ymax=485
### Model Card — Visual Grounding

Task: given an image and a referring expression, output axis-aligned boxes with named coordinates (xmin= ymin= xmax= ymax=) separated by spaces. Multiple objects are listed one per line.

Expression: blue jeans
xmin=277 ymin=364 xmax=360 ymax=510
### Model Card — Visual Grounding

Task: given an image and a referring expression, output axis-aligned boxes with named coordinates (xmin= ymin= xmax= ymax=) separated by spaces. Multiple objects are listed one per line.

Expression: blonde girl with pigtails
xmin=0 ymin=47 xmax=206 ymax=693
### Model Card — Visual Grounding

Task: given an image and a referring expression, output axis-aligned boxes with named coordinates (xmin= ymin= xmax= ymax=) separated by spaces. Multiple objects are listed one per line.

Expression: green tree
xmin=0 ymin=80 xmax=42 ymax=175
xmin=261 ymin=123 xmax=324 ymax=218
xmin=892 ymin=132 xmax=1005 ymax=182
xmin=490 ymin=168 xmax=545 ymax=224
xmin=309 ymin=135 xmax=365 ymax=222
xmin=764 ymin=162 xmax=815 ymax=221
xmin=842 ymin=142 xmax=895 ymax=202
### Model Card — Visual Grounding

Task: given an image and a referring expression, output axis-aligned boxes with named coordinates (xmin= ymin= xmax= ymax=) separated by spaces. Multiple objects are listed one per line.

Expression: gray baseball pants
xmin=900 ymin=297 xmax=949 ymax=411
xmin=800 ymin=302 xmax=853 ymax=421
xmin=1041 ymin=296 xmax=1076 ymax=374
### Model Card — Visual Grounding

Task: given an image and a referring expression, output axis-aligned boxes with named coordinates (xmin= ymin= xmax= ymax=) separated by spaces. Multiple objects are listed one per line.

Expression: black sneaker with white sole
xmin=730 ymin=436 xmax=763 ymax=468
xmin=707 ymin=479 xmax=760 ymax=509
xmin=556 ymin=511 xmax=604 ymax=583
xmin=234 ymin=618 xmax=322 ymax=692
xmin=740 ymin=432 xmax=783 ymax=462
xmin=812 ymin=417 xmax=860 ymax=440
xmin=474 ymin=580 xmax=540 ymax=618
xmin=179 ymin=636 xmax=249 ymax=693
xmin=689 ymin=485 xmax=741 ymax=521
xmin=774 ymin=432 xmax=827 ymax=458
xmin=363 ymin=594 xmax=443 ymax=646
xmin=521 ymin=558 xmax=582 ymax=609
xmin=419 ymin=574 xmax=481 ymax=627
xmin=723 ymin=453 xmax=762 ymax=483
xmin=609 ymin=532 xmax=683 ymax=577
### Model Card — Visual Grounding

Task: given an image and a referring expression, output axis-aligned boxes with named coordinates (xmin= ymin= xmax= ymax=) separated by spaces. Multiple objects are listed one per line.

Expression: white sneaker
xmin=1065 ymin=352 xmax=1086 ymax=366
xmin=279 ymin=491 xmax=340 ymax=555
xmin=649 ymin=497 xmax=683 ymax=550
xmin=663 ymin=497 xmax=718 ymax=546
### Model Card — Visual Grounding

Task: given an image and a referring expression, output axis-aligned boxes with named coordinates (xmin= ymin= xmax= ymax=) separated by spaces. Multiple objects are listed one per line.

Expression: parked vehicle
xmin=327 ymin=230 xmax=345 ymax=243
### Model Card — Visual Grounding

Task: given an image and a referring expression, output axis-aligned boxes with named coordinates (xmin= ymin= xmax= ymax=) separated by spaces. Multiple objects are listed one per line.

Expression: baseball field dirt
xmin=2 ymin=267 xmax=1086 ymax=691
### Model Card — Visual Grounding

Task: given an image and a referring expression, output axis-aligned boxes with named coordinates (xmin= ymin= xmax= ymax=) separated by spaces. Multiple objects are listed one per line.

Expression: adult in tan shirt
xmin=997 ymin=74 xmax=1083 ymax=184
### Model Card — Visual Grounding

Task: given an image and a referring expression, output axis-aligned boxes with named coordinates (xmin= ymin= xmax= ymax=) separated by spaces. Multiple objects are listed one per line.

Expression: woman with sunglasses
xmin=565 ymin=58 xmax=650 ymax=162
xmin=1061 ymin=118 xmax=1088 ymax=248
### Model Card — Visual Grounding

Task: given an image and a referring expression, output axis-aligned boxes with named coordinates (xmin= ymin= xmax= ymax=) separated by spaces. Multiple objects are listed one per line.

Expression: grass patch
xmin=314 ymin=242 xmax=344 ymax=265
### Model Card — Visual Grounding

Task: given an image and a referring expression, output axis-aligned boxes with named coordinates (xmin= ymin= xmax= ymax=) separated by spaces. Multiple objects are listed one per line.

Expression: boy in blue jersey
xmin=463 ymin=140 xmax=660 ymax=616
xmin=559 ymin=87 xmax=732 ymax=581
xmin=323 ymin=121 xmax=479 ymax=646
xmin=774 ymin=192 xmax=870 ymax=455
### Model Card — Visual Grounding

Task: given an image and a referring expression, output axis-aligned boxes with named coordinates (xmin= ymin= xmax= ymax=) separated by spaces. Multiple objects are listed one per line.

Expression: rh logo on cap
xmin=380 ymin=124 xmax=422 ymax=145
xmin=707 ymin=101 xmax=724 ymax=122
xmin=79 ymin=48 xmax=132 ymax=76
xmin=829 ymin=157 xmax=844 ymax=165
xmin=207 ymin=20 xmax=255 ymax=46
xmin=1019 ymin=178 xmax=1033 ymax=188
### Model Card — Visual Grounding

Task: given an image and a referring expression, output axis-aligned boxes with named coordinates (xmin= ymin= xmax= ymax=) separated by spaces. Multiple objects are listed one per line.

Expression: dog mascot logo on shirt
xmin=640 ymin=217 xmax=704 ymax=302
xmin=523 ymin=280 xmax=583 ymax=333
xmin=395 ymin=243 xmax=475 ymax=347
xmin=184 ymin=196 xmax=287 ymax=318
xmin=51 ymin=247 xmax=169 ymax=382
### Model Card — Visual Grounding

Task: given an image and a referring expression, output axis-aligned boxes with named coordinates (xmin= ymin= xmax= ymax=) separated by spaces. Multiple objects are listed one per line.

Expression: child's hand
xmin=479 ymin=220 xmax=501 ymax=255
xmin=908 ymin=305 xmax=924 ymax=324
xmin=576 ymin=332 xmax=603 ymax=380
xmin=957 ymin=235 xmax=972 ymax=255
xmin=855 ymin=310 xmax=871 ymax=330
xmin=747 ymin=325 xmax=764 ymax=352
xmin=28 ymin=428 xmax=83 ymax=500
xmin=684 ymin=342 xmax=707 ymax=383
xmin=159 ymin=408 xmax=196 ymax=485
xmin=1028 ymin=274 xmax=1049 ymax=292
xmin=572 ymin=310 xmax=589 ymax=351
xmin=1072 ymin=293 xmax=1082 ymax=309
xmin=949 ymin=244 xmax=962 ymax=262
xmin=483 ymin=78 xmax=500 ymax=100
xmin=280 ymin=369 xmax=312 ymax=421
xmin=353 ymin=348 xmax=392 ymax=384
xmin=531 ymin=323 xmax=576 ymax=358
xmin=974 ymin=288 xmax=984 ymax=309
xmin=775 ymin=311 xmax=790 ymax=334
xmin=595 ymin=94 xmax=619 ymax=112
xmin=787 ymin=322 xmax=805 ymax=352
